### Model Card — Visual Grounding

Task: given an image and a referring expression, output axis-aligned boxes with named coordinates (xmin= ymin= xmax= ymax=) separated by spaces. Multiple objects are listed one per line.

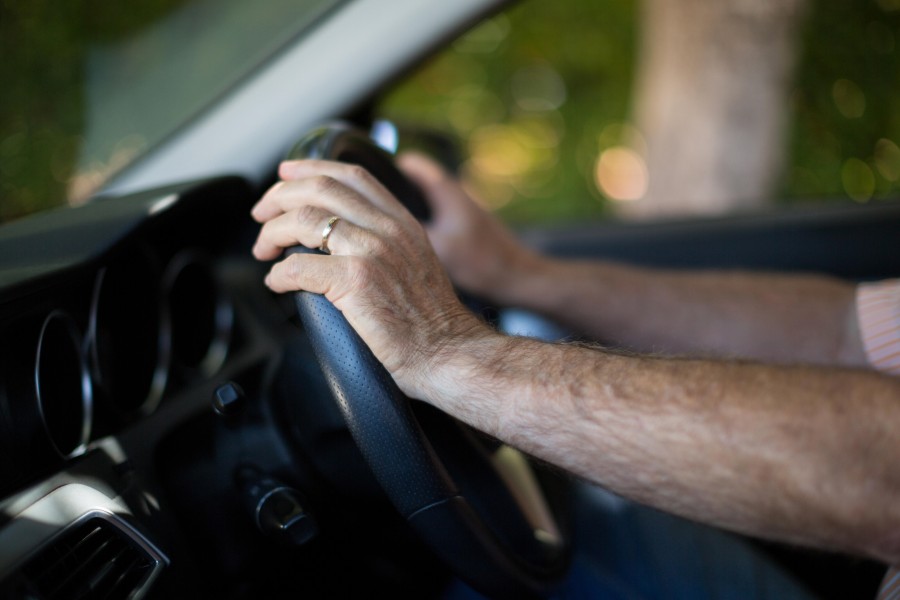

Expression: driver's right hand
xmin=398 ymin=153 xmax=546 ymax=307
xmin=251 ymin=159 xmax=491 ymax=402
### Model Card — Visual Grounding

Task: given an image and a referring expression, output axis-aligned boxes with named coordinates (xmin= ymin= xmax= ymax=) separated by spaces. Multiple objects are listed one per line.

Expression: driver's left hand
xmin=251 ymin=159 xmax=488 ymax=399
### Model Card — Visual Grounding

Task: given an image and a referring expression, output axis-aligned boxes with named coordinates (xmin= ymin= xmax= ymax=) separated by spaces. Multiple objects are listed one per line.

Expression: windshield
xmin=0 ymin=0 xmax=340 ymax=224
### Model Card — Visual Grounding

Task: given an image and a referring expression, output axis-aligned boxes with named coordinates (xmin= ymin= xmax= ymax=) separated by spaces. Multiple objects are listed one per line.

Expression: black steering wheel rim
xmin=285 ymin=122 xmax=571 ymax=598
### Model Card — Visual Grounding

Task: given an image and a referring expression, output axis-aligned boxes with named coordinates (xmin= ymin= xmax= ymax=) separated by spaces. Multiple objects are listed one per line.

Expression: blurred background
xmin=381 ymin=0 xmax=900 ymax=224
xmin=3 ymin=0 xmax=900 ymax=225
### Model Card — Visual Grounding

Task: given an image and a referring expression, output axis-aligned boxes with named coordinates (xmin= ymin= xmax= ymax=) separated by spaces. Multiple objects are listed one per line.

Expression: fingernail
xmin=264 ymin=273 xmax=272 ymax=287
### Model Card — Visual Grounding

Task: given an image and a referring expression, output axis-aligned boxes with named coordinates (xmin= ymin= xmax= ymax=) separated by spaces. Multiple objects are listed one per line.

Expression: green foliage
xmin=381 ymin=0 xmax=639 ymax=224
xmin=0 ymin=0 xmax=188 ymax=223
xmin=1 ymin=1 xmax=84 ymax=222
xmin=787 ymin=1 xmax=900 ymax=204
xmin=382 ymin=0 xmax=900 ymax=224
xmin=3 ymin=0 xmax=900 ymax=225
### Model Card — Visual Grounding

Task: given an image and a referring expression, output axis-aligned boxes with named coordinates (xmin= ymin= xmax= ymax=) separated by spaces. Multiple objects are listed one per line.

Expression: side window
xmin=378 ymin=0 xmax=900 ymax=225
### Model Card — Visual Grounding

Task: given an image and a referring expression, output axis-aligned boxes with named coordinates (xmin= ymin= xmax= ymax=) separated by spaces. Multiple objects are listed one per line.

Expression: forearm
xmin=502 ymin=256 xmax=867 ymax=366
xmin=257 ymin=157 xmax=900 ymax=567
xmin=420 ymin=332 xmax=900 ymax=564
xmin=402 ymin=154 xmax=866 ymax=365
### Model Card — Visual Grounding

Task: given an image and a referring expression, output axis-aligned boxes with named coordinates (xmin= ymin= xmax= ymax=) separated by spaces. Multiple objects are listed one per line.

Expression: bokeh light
xmin=841 ymin=158 xmax=876 ymax=202
xmin=378 ymin=0 xmax=900 ymax=224
xmin=874 ymin=138 xmax=900 ymax=181
xmin=453 ymin=15 xmax=511 ymax=54
xmin=511 ymin=64 xmax=567 ymax=112
xmin=594 ymin=146 xmax=647 ymax=202
xmin=832 ymin=79 xmax=866 ymax=119
xmin=460 ymin=160 xmax=515 ymax=210
xmin=469 ymin=124 xmax=535 ymax=178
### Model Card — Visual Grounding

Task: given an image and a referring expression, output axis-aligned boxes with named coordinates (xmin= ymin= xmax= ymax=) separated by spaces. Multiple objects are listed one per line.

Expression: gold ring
xmin=319 ymin=216 xmax=341 ymax=254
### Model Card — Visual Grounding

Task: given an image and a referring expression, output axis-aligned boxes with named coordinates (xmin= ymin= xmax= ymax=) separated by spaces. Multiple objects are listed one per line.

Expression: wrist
xmin=393 ymin=310 xmax=494 ymax=398
xmin=407 ymin=325 xmax=514 ymax=431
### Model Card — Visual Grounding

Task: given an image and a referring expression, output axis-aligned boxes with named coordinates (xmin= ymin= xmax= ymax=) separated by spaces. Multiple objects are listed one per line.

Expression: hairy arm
xmin=399 ymin=154 xmax=867 ymax=367
xmin=502 ymin=259 xmax=867 ymax=366
xmin=418 ymin=331 xmax=900 ymax=566
xmin=253 ymin=158 xmax=900 ymax=567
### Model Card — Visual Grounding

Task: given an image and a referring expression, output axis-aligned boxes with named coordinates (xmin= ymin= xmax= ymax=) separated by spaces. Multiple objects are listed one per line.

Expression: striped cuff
xmin=860 ymin=280 xmax=900 ymax=598
xmin=879 ymin=568 xmax=900 ymax=600
xmin=857 ymin=279 xmax=900 ymax=376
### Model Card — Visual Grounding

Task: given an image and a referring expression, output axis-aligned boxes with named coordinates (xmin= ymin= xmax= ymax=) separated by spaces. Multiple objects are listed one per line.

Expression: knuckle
xmin=346 ymin=255 xmax=373 ymax=289
xmin=381 ymin=219 xmax=404 ymax=239
xmin=294 ymin=204 xmax=320 ymax=226
xmin=313 ymin=175 xmax=341 ymax=195
xmin=346 ymin=164 xmax=373 ymax=183
xmin=367 ymin=235 xmax=390 ymax=257
xmin=284 ymin=254 xmax=305 ymax=285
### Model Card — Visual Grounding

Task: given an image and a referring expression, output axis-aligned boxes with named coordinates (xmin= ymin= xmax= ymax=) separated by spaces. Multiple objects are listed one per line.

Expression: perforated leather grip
xmin=282 ymin=123 xmax=568 ymax=597
xmin=287 ymin=246 xmax=458 ymax=517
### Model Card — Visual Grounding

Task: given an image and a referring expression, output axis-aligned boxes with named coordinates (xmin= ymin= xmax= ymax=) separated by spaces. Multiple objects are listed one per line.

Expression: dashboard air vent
xmin=5 ymin=516 xmax=161 ymax=599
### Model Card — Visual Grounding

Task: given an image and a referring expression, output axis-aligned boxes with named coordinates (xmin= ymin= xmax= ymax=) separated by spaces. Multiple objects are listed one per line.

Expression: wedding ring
xmin=319 ymin=216 xmax=341 ymax=254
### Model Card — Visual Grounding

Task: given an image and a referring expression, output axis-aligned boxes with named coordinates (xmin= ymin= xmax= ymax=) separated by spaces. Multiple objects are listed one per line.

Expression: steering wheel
xmin=285 ymin=122 xmax=571 ymax=598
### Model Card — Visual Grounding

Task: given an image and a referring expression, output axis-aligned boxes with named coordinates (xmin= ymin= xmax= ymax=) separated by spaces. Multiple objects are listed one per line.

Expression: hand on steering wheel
xmin=397 ymin=152 xmax=547 ymax=309
xmin=253 ymin=155 xmax=480 ymax=397
xmin=252 ymin=123 xmax=570 ymax=598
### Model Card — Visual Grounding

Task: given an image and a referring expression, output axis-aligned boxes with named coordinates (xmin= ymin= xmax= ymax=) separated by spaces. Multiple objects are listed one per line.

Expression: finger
xmin=277 ymin=159 xmax=410 ymax=220
xmin=396 ymin=152 xmax=457 ymax=216
xmin=251 ymin=175 xmax=386 ymax=225
xmin=265 ymin=252 xmax=350 ymax=301
xmin=397 ymin=152 xmax=449 ymax=188
xmin=253 ymin=207 xmax=369 ymax=260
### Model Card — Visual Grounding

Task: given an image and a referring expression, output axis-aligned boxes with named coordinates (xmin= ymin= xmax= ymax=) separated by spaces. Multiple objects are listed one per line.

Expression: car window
xmin=378 ymin=0 xmax=900 ymax=225
xmin=0 ymin=0 xmax=341 ymax=224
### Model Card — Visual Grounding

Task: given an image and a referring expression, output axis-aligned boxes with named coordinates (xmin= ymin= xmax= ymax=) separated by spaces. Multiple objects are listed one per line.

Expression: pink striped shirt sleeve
xmin=858 ymin=279 xmax=900 ymax=600
xmin=882 ymin=571 xmax=900 ymax=600
xmin=858 ymin=279 xmax=900 ymax=376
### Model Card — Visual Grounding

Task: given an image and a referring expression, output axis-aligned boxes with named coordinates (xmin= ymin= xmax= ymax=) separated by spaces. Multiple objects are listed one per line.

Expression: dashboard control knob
xmin=211 ymin=382 xmax=246 ymax=420
xmin=240 ymin=470 xmax=317 ymax=546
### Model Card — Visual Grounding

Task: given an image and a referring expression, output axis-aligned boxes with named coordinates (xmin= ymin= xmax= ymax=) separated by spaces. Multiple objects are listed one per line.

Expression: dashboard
xmin=0 ymin=178 xmax=249 ymax=490
xmin=0 ymin=178 xmax=251 ymax=597
xmin=5 ymin=164 xmax=893 ymax=600
xmin=0 ymin=177 xmax=446 ymax=598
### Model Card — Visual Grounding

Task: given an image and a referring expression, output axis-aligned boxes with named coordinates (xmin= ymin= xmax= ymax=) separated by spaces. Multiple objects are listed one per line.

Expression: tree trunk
xmin=620 ymin=0 xmax=808 ymax=219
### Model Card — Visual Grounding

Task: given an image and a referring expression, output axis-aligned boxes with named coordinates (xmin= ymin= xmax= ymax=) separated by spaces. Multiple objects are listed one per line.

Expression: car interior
xmin=1 ymin=0 xmax=899 ymax=598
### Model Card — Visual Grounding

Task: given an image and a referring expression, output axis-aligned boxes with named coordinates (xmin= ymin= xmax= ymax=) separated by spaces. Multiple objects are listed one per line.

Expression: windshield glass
xmin=0 ymin=0 xmax=340 ymax=224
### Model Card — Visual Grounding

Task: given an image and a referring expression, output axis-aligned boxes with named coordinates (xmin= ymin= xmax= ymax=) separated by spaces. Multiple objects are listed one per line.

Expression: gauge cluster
xmin=0 ymin=176 xmax=348 ymax=599
xmin=0 ymin=177 xmax=255 ymax=497
xmin=0 ymin=173 xmax=474 ymax=599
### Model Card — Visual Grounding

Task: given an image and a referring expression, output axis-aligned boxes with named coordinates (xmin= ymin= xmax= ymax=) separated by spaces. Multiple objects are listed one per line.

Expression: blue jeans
xmin=445 ymin=484 xmax=819 ymax=599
